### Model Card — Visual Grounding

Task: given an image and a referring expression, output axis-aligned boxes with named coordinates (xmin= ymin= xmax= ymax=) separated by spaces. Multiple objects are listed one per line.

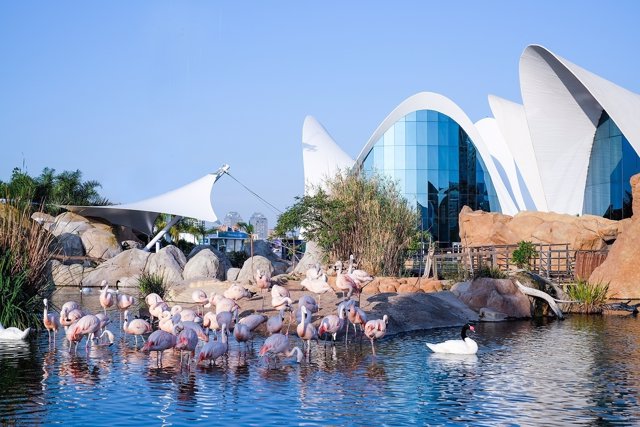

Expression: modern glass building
xmin=360 ymin=110 xmax=499 ymax=243
xmin=583 ymin=111 xmax=640 ymax=220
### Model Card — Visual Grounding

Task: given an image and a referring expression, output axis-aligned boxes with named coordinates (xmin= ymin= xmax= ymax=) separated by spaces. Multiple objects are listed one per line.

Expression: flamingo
xmin=318 ymin=304 xmax=346 ymax=346
xmin=149 ymin=300 xmax=170 ymax=322
xmin=297 ymin=305 xmax=318 ymax=355
xmin=66 ymin=314 xmax=101 ymax=353
xmin=61 ymin=307 xmax=86 ymax=329
xmin=175 ymin=327 xmax=199 ymax=367
xmin=255 ymin=269 xmax=271 ymax=309
xmin=43 ymin=298 xmax=60 ymax=344
xmin=426 ymin=323 xmax=478 ymax=355
xmin=59 ymin=301 xmax=82 ymax=328
xmin=214 ymin=297 xmax=239 ymax=315
xmin=259 ymin=333 xmax=303 ymax=367
xmin=170 ymin=305 xmax=201 ymax=323
xmin=300 ymin=275 xmax=332 ymax=310
xmin=191 ymin=289 xmax=208 ymax=316
xmin=116 ymin=292 xmax=135 ymax=324
xmin=99 ymin=280 xmax=115 ymax=315
xmin=238 ymin=314 xmax=267 ymax=331
xmin=347 ymin=303 xmax=368 ymax=343
xmin=305 ymin=263 xmax=326 ymax=281
xmin=347 ymin=254 xmax=374 ymax=303
xmin=197 ymin=324 xmax=229 ymax=366
xmin=159 ymin=312 xmax=182 ymax=334
xmin=204 ymin=293 xmax=224 ymax=309
xmin=364 ymin=314 xmax=389 ymax=356
xmin=335 ymin=260 xmax=358 ymax=300
xmin=95 ymin=312 xmax=111 ymax=334
xmin=95 ymin=329 xmax=115 ymax=346
xmin=266 ymin=309 xmax=286 ymax=335
xmin=175 ymin=321 xmax=209 ymax=342
xmin=123 ymin=310 xmax=152 ymax=348
xmin=142 ymin=330 xmax=177 ymax=367
xmin=0 ymin=322 xmax=30 ymax=340
xmin=233 ymin=323 xmax=252 ymax=352
xmin=145 ymin=293 xmax=164 ymax=307
xmin=271 ymin=284 xmax=292 ymax=312
xmin=224 ymin=283 xmax=255 ymax=301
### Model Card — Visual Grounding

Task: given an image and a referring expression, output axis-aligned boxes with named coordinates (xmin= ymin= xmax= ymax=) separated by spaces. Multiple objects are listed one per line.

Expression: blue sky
xmin=1 ymin=1 xmax=639 ymax=228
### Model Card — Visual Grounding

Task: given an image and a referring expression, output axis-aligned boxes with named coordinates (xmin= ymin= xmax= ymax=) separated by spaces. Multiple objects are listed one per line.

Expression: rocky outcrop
xmin=237 ymin=256 xmax=274 ymax=286
xmin=459 ymin=207 xmax=622 ymax=251
xmin=451 ymin=278 xmax=531 ymax=319
xmin=80 ymin=227 xmax=122 ymax=259
xmin=51 ymin=233 xmax=85 ymax=260
xmin=294 ymin=241 xmax=325 ymax=275
xmin=81 ymin=248 xmax=151 ymax=288
xmin=183 ymin=249 xmax=226 ymax=281
xmin=146 ymin=246 xmax=186 ymax=285
xmin=48 ymin=260 xmax=93 ymax=288
xmin=45 ymin=212 xmax=122 ymax=260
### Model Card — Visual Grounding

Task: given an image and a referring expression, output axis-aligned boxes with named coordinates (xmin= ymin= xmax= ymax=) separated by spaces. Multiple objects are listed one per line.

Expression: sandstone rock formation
xmin=459 ymin=207 xmax=622 ymax=251
xmin=451 ymin=278 xmax=531 ymax=319
xmin=183 ymin=248 xmax=226 ymax=281
xmin=237 ymin=255 xmax=274 ymax=287
xmin=80 ymin=248 xmax=151 ymax=288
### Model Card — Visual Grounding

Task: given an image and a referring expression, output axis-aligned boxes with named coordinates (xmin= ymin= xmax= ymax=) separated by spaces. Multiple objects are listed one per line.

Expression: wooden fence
xmin=428 ymin=243 xmax=583 ymax=282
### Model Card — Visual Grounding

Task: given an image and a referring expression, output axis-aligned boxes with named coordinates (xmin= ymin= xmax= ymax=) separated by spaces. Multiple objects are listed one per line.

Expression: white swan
xmin=0 ymin=322 xmax=31 ymax=340
xmin=426 ymin=323 xmax=478 ymax=355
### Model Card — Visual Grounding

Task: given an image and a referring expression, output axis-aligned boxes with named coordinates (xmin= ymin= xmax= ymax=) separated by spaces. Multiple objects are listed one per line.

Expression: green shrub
xmin=137 ymin=271 xmax=168 ymax=300
xmin=474 ymin=265 xmax=507 ymax=279
xmin=512 ymin=241 xmax=536 ymax=269
xmin=0 ymin=198 xmax=54 ymax=329
xmin=566 ymin=279 xmax=609 ymax=314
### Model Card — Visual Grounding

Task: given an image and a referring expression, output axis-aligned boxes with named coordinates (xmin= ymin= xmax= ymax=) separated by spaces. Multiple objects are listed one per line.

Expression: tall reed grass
xmin=566 ymin=279 xmax=610 ymax=314
xmin=0 ymin=198 xmax=55 ymax=329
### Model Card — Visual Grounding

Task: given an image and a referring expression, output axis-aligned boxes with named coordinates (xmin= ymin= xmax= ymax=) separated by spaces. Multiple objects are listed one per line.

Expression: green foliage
xmin=137 ymin=271 xmax=168 ymax=300
xmin=566 ymin=279 xmax=610 ymax=314
xmin=0 ymin=198 xmax=55 ymax=329
xmin=0 ymin=167 xmax=110 ymax=215
xmin=474 ymin=265 xmax=507 ymax=280
xmin=274 ymin=170 xmax=417 ymax=276
xmin=228 ymin=251 xmax=249 ymax=268
xmin=511 ymin=240 xmax=536 ymax=269
xmin=407 ymin=229 xmax=432 ymax=252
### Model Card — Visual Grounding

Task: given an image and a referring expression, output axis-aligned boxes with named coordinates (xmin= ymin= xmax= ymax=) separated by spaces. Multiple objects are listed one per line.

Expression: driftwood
xmin=523 ymin=271 xmax=569 ymax=301
xmin=603 ymin=300 xmax=640 ymax=316
xmin=515 ymin=280 xmax=565 ymax=319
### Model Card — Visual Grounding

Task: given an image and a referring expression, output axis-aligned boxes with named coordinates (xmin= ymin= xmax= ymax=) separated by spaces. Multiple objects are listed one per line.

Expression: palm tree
xmin=237 ymin=222 xmax=255 ymax=258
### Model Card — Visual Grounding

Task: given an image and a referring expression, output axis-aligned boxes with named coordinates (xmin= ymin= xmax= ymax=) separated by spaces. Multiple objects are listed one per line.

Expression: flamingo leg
xmin=370 ymin=338 xmax=376 ymax=356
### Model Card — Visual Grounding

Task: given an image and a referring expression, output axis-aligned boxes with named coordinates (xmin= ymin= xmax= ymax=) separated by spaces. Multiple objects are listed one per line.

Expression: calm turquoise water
xmin=1 ymin=293 xmax=639 ymax=426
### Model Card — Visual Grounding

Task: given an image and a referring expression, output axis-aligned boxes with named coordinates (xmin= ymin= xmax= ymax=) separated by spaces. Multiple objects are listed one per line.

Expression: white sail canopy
xmin=63 ymin=166 xmax=228 ymax=236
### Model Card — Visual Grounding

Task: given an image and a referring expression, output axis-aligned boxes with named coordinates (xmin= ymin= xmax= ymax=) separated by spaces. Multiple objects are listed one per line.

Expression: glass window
xmin=405 ymin=111 xmax=416 ymax=122
xmin=405 ymin=145 xmax=417 ymax=168
xmin=416 ymin=121 xmax=427 ymax=145
xmin=427 ymin=122 xmax=438 ymax=145
xmin=383 ymin=127 xmax=394 ymax=146
xmin=405 ymin=169 xmax=417 ymax=194
xmin=427 ymin=110 xmax=439 ymax=122
xmin=395 ymin=122 xmax=406 ymax=146
xmin=405 ymin=121 xmax=417 ymax=145
xmin=394 ymin=146 xmax=405 ymax=169
xmin=417 ymin=145 xmax=428 ymax=166
xmin=416 ymin=110 xmax=429 ymax=122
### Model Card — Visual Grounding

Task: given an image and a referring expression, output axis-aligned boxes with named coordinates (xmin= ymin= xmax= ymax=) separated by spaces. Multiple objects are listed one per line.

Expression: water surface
xmin=1 ymin=291 xmax=639 ymax=426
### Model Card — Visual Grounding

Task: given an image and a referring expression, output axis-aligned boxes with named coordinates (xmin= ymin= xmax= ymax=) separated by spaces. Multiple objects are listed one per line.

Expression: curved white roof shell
xmin=64 ymin=169 xmax=226 ymax=235
xmin=301 ymin=115 xmax=354 ymax=194
xmin=520 ymin=45 xmax=640 ymax=214
xmin=354 ymin=92 xmax=519 ymax=214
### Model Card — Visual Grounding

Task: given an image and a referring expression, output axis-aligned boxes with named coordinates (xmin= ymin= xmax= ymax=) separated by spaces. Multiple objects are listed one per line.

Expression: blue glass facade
xmin=583 ymin=111 xmax=640 ymax=219
xmin=361 ymin=110 xmax=500 ymax=243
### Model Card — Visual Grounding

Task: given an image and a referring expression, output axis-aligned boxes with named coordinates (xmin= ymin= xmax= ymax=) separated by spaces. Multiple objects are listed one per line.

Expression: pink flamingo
xmin=197 ymin=324 xmax=229 ymax=366
xmin=149 ymin=300 xmax=170 ymax=323
xmin=335 ymin=260 xmax=358 ymax=300
xmin=347 ymin=254 xmax=374 ymax=303
xmin=233 ymin=323 xmax=252 ymax=352
xmin=191 ymin=289 xmax=208 ymax=316
xmin=95 ymin=312 xmax=111 ymax=333
xmin=116 ymin=292 xmax=135 ymax=324
xmin=271 ymin=284 xmax=292 ymax=311
xmin=175 ymin=327 xmax=199 ymax=367
xmin=259 ymin=333 xmax=303 ymax=368
xmin=297 ymin=305 xmax=318 ymax=355
xmin=43 ymin=298 xmax=60 ymax=345
xmin=214 ymin=297 xmax=239 ymax=315
xmin=266 ymin=309 xmax=285 ymax=335
xmin=66 ymin=314 xmax=101 ymax=353
xmin=255 ymin=269 xmax=271 ymax=309
xmin=347 ymin=303 xmax=368 ymax=342
xmin=99 ymin=280 xmax=115 ymax=315
xmin=141 ymin=330 xmax=177 ymax=367
xmin=238 ymin=314 xmax=267 ymax=331
xmin=159 ymin=312 xmax=181 ymax=334
xmin=61 ymin=307 xmax=86 ymax=329
xmin=318 ymin=304 xmax=346 ymax=346
xmin=224 ymin=283 xmax=254 ymax=301
xmin=123 ymin=310 xmax=152 ymax=348
xmin=175 ymin=321 xmax=209 ymax=342
xmin=364 ymin=314 xmax=389 ymax=356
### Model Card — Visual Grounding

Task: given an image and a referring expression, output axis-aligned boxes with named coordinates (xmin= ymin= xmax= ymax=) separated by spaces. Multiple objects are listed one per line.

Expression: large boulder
xmin=48 ymin=260 xmax=92 ymax=288
xmin=246 ymin=240 xmax=282 ymax=264
xmin=632 ymin=173 xmax=640 ymax=217
xmin=81 ymin=248 xmax=151 ymax=288
xmin=459 ymin=206 xmax=623 ymax=251
xmin=187 ymin=245 xmax=232 ymax=273
xmin=183 ymin=249 xmax=227 ymax=281
xmin=451 ymin=278 xmax=531 ymax=319
xmin=80 ymin=227 xmax=122 ymax=259
xmin=51 ymin=232 xmax=85 ymax=260
xmin=146 ymin=246 xmax=186 ymax=285
xmin=589 ymin=218 xmax=640 ymax=298
xmin=294 ymin=241 xmax=325 ymax=275
xmin=237 ymin=256 xmax=274 ymax=286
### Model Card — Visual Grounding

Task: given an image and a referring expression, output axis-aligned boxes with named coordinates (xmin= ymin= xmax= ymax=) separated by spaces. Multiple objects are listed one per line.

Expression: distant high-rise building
xmin=223 ymin=211 xmax=243 ymax=230
xmin=250 ymin=212 xmax=269 ymax=240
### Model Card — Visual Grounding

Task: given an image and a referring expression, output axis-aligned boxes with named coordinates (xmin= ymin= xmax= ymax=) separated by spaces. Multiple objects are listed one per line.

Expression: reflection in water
xmin=2 ymin=291 xmax=640 ymax=426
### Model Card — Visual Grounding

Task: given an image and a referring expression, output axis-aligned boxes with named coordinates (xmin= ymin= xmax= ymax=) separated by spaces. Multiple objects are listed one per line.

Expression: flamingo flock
xmin=32 ymin=256 xmax=401 ymax=371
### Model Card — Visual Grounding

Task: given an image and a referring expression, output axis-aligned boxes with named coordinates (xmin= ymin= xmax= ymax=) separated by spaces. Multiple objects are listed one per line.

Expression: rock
xmin=51 ymin=232 xmax=85 ymax=260
xmin=183 ymin=249 xmax=226 ymax=281
xmin=397 ymin=283 xmax=421 ymax=293
xmin=378 ymin=278 xmax=398 ymax=293
xmin=451 ymin=278 xmax=531 ymax=318
xmin=121 ymin=240 xmax=143 ymax=250
xmin=48 ymin=260 xmax=87 ymax=288
xmin=246 ymin=240 xmax=282 ymax=264
xmin=146 ymin=246 xmax=185 ymax=285
xmin=237 ymin=256 xmax=274 ymax=284
xmin=589 ymin=218 xmax=640 ymax=298
xmin=48 ymin=212 xmax=93 ymax=236
xmin=479 ymin=307 xmax=509 ymax=322
xmin=294 ymin=241 xmax=324 ymax=275
xmin=365 ymin=291 xmax=479 ymax=335
xmin=419 ymin=279 xmax=444 ymax=293
xmin=81 ymin=248 xmax=151 ymax=288
xmin=227 ymin=268 xmax=241 ymax=281
xmin=459 ymin=206 xmax=623 ymax=251
xmin=80 ymin=227 xmax=122 ymax=259
xmin=31 ymin=212 xmax=55 ymax=225
xmin=632 ymin=173 xmax=640 ymax=218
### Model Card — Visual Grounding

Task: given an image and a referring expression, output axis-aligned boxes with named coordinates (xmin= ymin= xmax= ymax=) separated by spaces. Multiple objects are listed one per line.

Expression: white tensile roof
xmin=63 ymin=167 xmax=228 ymax=235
